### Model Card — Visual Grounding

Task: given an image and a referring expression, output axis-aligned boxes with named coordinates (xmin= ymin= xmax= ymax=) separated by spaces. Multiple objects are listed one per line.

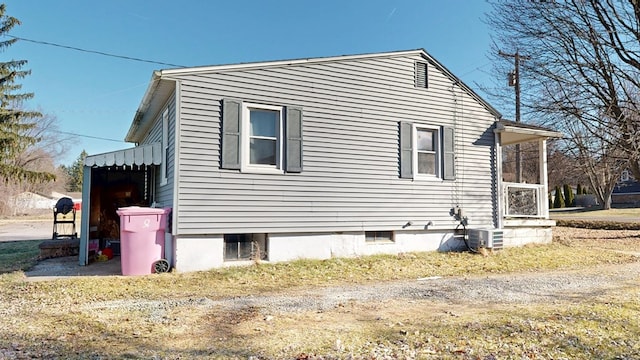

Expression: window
xmin=245 ymin=104 xmax=282 ymax=169
xmin=399 ymin=122 xmax=454 ymax=180
xmin=221 ymin=99 xmax=303 ymax=173
xmin=365 ymin=231 xmax=394 ymax=243
xmin=621 ymin=170 xmax=630 ymax=182
xmin=224 ymin=233 xmax=268 ymax=261
xmin=415 ymin=127 xmax=438 ymax=176
xmin=415 ymin=61 xmax=428 ymax=89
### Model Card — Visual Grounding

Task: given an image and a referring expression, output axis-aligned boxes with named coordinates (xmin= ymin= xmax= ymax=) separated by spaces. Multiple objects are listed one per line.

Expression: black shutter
xmin=221 ymin=98 xmax=242 ymax=170
xmin=285 ymin=106 xmax=303 ymax=173
xmin=400 ymin=121 xmax=413 ymax=178
xmin=443 ymin=126 xmax=455 ymax=180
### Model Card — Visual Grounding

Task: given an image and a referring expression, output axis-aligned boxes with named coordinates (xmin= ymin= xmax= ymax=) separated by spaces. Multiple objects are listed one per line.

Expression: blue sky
xmin=5 ymin=0 xmax=498 ymax=165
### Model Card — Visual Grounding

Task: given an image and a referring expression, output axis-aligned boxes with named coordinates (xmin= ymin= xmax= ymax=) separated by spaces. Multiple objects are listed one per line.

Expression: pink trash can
xmin=116 ymin=207 xmax=170 ymax=276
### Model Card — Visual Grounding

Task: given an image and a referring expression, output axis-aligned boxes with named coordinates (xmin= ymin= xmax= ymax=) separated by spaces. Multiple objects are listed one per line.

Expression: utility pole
xmin=499 ymin=50 xmax=530 ymax=183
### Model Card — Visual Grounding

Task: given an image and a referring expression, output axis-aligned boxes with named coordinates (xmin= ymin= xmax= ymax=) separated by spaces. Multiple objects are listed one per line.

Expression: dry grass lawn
xmin=2 ymin=226 xmax=640 ymax=359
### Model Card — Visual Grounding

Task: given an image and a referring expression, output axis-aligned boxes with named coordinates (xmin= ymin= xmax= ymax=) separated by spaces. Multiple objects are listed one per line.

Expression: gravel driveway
xmin=90 ymin=261 xmax=638 ymax=316
xmin=219 ymin=262 xmax=640 ymax=314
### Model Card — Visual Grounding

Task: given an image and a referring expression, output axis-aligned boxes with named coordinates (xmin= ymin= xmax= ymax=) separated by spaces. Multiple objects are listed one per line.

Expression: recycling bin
xmin=116 ymin=206 xmax=170 ymax=276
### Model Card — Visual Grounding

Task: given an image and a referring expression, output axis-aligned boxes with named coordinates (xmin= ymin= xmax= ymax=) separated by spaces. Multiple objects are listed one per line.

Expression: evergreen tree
xmin=563 ymin=184 xmax=575 ymax=207
xmin=576 ymin=184 xmax=583 ymax=196
xmin=553 ymin=185 xmax=565 ymax=208
xmin=66 ymin=150 xmax=87 ymax=192
xmin=0 ymin=4 xmax=53 ymax=182
xmin=548 ymin=192 xmax=554 ymax=209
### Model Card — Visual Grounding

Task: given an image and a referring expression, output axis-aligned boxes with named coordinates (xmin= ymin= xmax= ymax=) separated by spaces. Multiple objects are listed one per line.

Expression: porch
xmin=494 ymin=120 xmax=563 ymax=245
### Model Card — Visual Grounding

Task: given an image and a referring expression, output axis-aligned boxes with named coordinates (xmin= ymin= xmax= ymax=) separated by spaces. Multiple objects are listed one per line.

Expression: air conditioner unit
xmin=468 ymin=229 xmax=504 ymax=250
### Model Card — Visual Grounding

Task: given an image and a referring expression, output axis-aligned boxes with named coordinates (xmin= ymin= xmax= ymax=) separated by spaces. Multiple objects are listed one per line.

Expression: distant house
xmin=11 ymin=191 xmax=82 ymax=214
xmin=80 ymin=49 xmax=562 ymax=272
xmin=13 ymin=192 xmax=56 ymax=211
xmin=612 ymin=170 xmax=640 ymax=207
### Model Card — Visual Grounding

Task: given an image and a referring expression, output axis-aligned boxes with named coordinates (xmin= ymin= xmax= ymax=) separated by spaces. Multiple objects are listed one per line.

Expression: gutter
xmin=125 ymin=70 xmax=163 ymax=143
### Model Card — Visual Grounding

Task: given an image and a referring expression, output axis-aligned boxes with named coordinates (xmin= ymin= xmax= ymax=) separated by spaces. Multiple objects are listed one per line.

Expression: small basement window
xmin=365 ymin=231 xmax=394 ymax=244
xmin=224 ymin=233 xmax=268 ymax=261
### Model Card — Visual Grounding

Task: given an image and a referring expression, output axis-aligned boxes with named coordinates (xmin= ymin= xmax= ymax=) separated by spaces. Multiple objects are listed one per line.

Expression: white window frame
xmin=160 ymin=109 xmax=169 ymax=186
xmin=621 ymin=170 xmax=630 ymax=182
xmin=241 ymin=103 xmax=284 ymax=174
xmin=413 ymin=125 xmax=441 ymax=179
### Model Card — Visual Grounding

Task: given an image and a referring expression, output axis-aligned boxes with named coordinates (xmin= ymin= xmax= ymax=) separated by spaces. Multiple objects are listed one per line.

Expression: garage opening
xmin=79 ymin=143 xmax=163 ymax=267
xmin=88 ymin=166 xmax=153 ymax=255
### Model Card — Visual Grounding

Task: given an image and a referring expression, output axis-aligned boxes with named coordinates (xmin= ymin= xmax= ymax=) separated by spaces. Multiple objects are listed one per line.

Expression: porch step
xmin=39 ymin=239 xmax=80 ymax=260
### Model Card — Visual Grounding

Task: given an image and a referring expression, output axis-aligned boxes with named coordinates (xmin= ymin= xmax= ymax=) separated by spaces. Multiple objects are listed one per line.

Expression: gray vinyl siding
xmin=173 ymin=54 xmax=496 ymax=234
xmin=140 ymin=93 xmax=176 ymax=208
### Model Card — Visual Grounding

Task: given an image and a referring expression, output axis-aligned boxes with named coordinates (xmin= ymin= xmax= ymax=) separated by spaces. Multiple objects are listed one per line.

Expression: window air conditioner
xmin=467 ymin=229 xmax=504 ymax=250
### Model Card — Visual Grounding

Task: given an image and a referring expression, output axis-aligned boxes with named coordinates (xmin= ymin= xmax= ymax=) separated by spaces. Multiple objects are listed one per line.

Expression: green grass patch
xmin=0 ymin=240 xmax=42 ymax=273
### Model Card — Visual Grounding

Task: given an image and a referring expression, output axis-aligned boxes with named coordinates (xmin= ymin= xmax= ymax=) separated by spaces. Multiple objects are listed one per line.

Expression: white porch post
xmin=79 ymin=165 xmax=92 ymax=266
xmin=495 ymin=132 xmax=504 ymax=229
xmin=539 ymin=139 xmax=549 ymax=219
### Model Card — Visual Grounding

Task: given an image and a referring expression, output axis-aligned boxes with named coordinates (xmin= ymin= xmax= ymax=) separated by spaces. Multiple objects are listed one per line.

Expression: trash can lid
xmin=116 ymin=206 xmax=169 ymax=216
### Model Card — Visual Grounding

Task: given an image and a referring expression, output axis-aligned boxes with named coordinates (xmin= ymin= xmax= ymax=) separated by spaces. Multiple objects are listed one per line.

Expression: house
xmin=79 ymin=49 xmax=562 ymax=272
xmin=612 ymin=170 xmax=640 ymax=207
xmin=10 ymin=191 xmax=82 ymax=214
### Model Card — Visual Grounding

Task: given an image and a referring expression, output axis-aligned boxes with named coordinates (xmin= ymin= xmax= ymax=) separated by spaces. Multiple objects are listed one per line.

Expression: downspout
xmin=495 ymin=129 xmax=504 ymax=229
xmin=169 ymin=79 xmax=181 ymax=269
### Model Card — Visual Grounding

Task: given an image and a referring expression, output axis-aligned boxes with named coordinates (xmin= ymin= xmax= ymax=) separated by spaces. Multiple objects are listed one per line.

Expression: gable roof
xmin=125 ymin=49 xmax=502 ymax=143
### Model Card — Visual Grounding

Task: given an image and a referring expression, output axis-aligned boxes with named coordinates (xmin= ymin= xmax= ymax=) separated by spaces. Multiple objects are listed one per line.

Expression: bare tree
xmin=563 ymin=116 xmax=625 ymax=209
xmin=486 ymin=0 xmax=640 ymax=208
xmin=546 ymin=140 xmax=582 ymax=190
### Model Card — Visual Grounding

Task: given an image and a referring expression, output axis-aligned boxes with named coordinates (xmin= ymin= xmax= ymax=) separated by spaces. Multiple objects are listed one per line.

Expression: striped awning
xmin=84 ymin=142 xmax=162 ymax=167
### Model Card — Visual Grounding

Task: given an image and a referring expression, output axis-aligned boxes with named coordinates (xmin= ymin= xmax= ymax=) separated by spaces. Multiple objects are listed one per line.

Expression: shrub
xmin=553 ymin=185 xmax=565 ymax=208
xmin=563 ymin=184 xmax=575 ymax=207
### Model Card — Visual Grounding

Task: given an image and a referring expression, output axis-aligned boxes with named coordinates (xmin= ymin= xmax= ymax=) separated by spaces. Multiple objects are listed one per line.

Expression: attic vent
xmin=415 ymin=61 xmax=428 ymax=88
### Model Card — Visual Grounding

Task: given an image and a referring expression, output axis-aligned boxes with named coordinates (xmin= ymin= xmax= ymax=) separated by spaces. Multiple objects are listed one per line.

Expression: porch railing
xmin=503 ymin=182 xmax=546 ymax=218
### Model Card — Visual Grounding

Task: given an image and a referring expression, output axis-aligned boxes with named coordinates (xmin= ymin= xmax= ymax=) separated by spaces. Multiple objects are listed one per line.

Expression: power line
xmin=459 ymin=62 xmax=491 ymax=77
xmin=54 ymin=130 xmax=125 ymax=143
xmin=6 ymin=35 xmax=187 ymax=68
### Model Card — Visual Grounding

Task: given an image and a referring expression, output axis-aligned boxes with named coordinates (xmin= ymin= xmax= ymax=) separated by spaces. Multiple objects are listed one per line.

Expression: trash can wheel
xmin=153 ymin=259 xmax=170 ymax=273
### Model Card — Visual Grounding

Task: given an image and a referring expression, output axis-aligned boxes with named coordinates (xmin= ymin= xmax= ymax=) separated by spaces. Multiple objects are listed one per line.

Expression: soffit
xmin=495 ymin=120 xmax=563 ymax=146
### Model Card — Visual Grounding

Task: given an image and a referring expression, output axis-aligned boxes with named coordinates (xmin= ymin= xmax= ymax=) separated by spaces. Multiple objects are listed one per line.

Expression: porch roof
xmin=494 ymin=119 xmax=563 ymax=146
xmin=84 ymin=142 xmax=162 ymax=167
